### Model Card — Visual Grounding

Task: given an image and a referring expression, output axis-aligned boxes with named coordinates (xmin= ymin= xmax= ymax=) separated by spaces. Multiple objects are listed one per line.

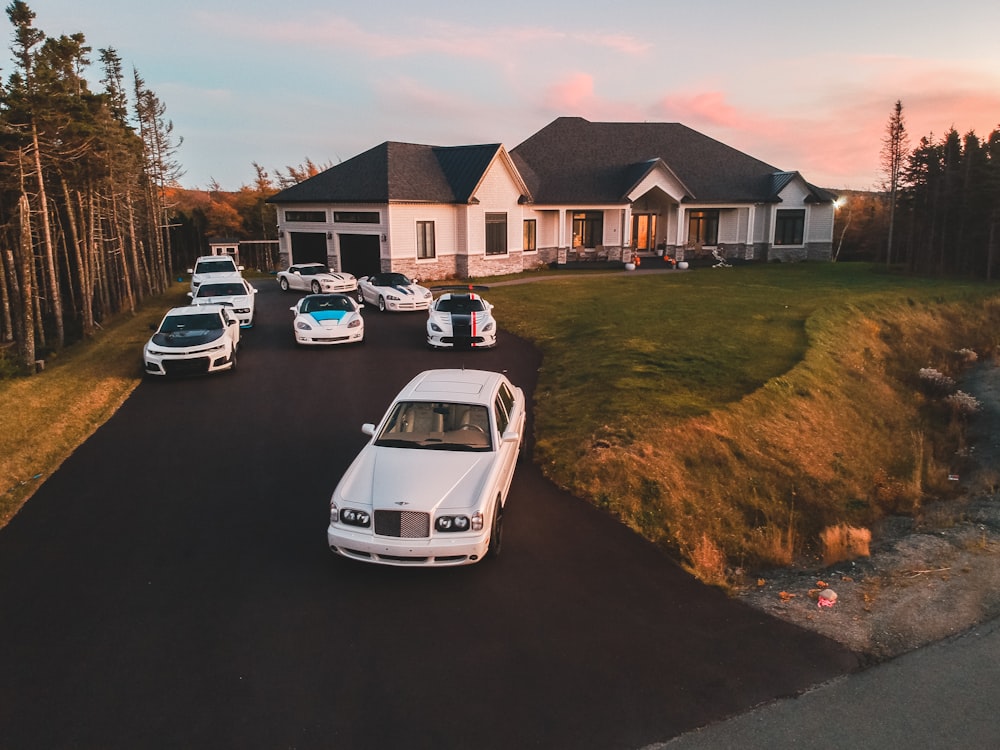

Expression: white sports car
xmin=188 ymin=275 xmax=257 ymax=327
xmin=356 ymin=272 xmax=432 ymax=312
xmin=143 ymin=304 xmax=241 ymax=377
xmin=426 ymin=291 xmax=497 ymax=349
xmin=187 ymin=255 xmax=244 ymax=294
xmin=277 ymin=263 xmax=357 ymax=294
xmin=327 ymin=368 xmax=526 ymax=566
xmin=290 ymin=293 xmax=365 ymax=346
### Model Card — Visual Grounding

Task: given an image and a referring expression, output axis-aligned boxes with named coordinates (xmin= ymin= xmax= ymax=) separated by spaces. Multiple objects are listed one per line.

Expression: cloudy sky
xmin=21 ymin=0 xmax=1000 ymax=192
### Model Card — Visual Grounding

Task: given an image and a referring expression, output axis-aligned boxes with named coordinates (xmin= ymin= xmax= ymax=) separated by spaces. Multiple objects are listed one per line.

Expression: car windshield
xmin=435 ymin=296 xmax=486 ymax=313
xmin=374 ymin=401 xmax=492 ymax=451
xmin=194 ymin=259 xmax=237 ymax=274
xmin=300 ymin=296 xmax=352 ymax=313
xmin=299 ymin=266 xmax=327 ymax=276
xmin=197 ymin=282 xmax=245 ymax=296
xmin=376 ymin=273 xmax=410 ymax=286
xmin=160 ymin=313 xmax=223 ymax=332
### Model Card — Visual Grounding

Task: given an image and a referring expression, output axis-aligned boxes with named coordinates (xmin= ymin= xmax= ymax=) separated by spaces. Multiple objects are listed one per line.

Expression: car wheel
xmin=279 ymin=277 xmax=289 ymax=291
xmin=228 ymin=352 xmax=238 ymax=372
xmin=378 ymin=296 xmax=386 ymax=312
xmin=356 ymin=288 xmax=365 ymax=304
xmin=311 ymin=280 xmax=321 ymax=294
xmin=487 ymin=501 xmax=503 ymax=559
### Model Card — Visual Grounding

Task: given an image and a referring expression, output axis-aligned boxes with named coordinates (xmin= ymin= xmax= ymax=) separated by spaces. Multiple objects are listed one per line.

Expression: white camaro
xmin=290 ymin=293 xmax=365 ymax=346
xmin=328 ymin=369 xmax=526 ymax=566
xmin=188 ymin=275 xmax=258 ymax=328
xmin=277 ymin=263 xmax=357 ymax=294
xmin=356 ymin=272 xmax=433 ymax=312
xmin=426 ymin=291 xmax=497 ymax=349
xmin=187 ymin=255 xmax=244 ymax=294
xmin=143 ymin=304 xmax=241 ymax=376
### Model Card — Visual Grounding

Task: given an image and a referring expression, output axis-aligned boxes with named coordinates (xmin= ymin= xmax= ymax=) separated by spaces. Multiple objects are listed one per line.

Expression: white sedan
xmin=143 ymin=305 xmax=241 ymax=376
xmin=290 ymin=293 xmax=365 ymax=346
xmin=187 ymin=255 xmax=244 ymax=294
xmin=277 ymin=263 xmax=357 ymax=294
xmin=188 ymin=275 xmax=257 ymax=327
xmin=328 ymin=369 xmax=526 ymax=566
xmin=356 ymin=272 xmax=433 ymax=312
xmin=426 ymin=291 xmax=497 ymax=349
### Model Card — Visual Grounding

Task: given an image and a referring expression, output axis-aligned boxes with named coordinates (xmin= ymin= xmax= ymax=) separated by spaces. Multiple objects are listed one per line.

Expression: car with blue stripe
xmin=289 ymin=294 xmax=365 ymax=346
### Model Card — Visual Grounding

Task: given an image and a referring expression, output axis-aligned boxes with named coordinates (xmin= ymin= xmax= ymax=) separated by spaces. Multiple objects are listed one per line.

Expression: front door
xmin=631 ymin=214 xmax=658 ymax=252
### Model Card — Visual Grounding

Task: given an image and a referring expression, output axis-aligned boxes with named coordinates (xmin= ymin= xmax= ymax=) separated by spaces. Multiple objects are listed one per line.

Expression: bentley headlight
xmin=340 ymin=508 xmax=371 ymax=527
xmin=436 ymin=515 xmax=472 ymax=532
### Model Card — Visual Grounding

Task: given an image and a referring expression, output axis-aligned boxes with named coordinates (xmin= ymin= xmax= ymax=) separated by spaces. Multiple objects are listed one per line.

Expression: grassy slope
xmin=485 ymin=263 xmax=1000 ymax=582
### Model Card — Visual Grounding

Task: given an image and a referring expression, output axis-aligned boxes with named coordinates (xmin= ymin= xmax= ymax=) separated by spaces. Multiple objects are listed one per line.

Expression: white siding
xmin=807 ymin=202 xmax=834 ymax=242
xmin=387 ymin=204 xmax=460 ymax=264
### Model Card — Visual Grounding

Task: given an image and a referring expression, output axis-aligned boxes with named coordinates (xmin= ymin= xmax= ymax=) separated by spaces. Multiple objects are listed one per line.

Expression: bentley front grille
xmin=374 ymin=510 xmax=430 ymax=538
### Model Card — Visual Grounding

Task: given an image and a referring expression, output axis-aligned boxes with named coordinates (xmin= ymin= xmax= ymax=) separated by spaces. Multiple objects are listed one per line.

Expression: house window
xmin=285 ymin=210 xmax=325 ymax=222
xmin=333 ymin=211 xmax=380 ymax=224
xmin=486 ymin=213 xmax=507 ymax=256
xmin=523 ymin=220 xmax=537 ymax=252
xmin=631 ymin=214 xmax=657 ymax=252
xmin=416 ymin=221 xmax=436 ymax=259
xmin=687 ymin=210 xmax=719 ymax=246
xmin=774 ymin=210 xmax=805 ymax=245
xmin=572 ymin=211 xmax=603 ymax=249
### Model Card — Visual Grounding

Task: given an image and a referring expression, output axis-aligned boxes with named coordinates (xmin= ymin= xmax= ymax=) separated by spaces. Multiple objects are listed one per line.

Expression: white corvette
xmin=290 ymin=293 xmax=365 ymax=346
xmin=188 ymin=275 xmax=257 ymax=327
xmin=277 ymin=263 xmax=357 ymax=294
xmin=143 ymin=305 xmax=241 ymax=376
xmin=328 ymin=369 xmax=526 ymax=566
xmin=426 ymin=291 xmax=497 ymax=349
xmin=356 ymin=272 xmax=432 ymax=312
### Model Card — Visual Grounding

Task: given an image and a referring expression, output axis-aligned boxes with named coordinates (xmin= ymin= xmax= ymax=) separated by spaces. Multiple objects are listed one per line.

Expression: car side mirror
xmin=289 ymin=306 xmax=296 ymax=312
xmin=187 ymin=292 xmax=194 ymax=299
xmin=501 ymin=429 xmax=519 ymax=443
xmin=362 ymin=423 xmax=376 ymax=436
xmin=186 ymin=268 xmax=194 ymax=274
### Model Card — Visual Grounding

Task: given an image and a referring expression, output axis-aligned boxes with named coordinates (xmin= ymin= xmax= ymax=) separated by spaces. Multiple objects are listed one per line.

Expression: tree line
xmin=0 ymin=2 xmax=322 ymax=374
xmin=877 ymin=100 xmax=1000 ymax=277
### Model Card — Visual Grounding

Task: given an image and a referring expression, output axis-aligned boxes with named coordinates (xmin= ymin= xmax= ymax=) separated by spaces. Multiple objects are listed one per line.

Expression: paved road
xmin=0 ymin=283 xmax=861 ymax=749
xmin=656 ymin=617 xmax=1000 ymax=749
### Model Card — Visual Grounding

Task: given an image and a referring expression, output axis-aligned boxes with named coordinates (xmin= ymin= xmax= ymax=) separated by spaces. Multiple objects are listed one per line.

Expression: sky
xmin=17 ymin=0 xmax=1000 ymax=192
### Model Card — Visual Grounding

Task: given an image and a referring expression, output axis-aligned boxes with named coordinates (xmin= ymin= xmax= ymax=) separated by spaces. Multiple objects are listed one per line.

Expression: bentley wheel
xmin=487 ymin=502 xmax=503 ymax=558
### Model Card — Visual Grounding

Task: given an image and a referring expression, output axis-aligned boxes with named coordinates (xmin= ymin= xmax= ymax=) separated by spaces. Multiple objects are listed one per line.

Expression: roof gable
xmin=510 ymin=117 xmax=786 ymax=204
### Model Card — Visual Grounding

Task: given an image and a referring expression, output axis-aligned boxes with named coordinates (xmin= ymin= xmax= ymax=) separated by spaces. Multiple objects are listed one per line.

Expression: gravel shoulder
xmin=737 ymin=359 xmax=1000 ymax=662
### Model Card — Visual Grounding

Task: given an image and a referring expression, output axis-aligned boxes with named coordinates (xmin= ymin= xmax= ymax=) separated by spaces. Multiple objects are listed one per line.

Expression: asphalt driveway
xmin=0 ymin=283 xmax=861 ymax=749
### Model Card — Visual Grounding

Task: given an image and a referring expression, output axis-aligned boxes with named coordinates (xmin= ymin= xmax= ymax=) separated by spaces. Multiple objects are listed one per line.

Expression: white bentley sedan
xmin=328 ymin=369 xmax=526 ymax=566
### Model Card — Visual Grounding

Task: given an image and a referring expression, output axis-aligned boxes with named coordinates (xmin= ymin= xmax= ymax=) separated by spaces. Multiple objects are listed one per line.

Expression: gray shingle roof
xmin=268 ymin=142 xmax=503 ymax=204
xmin=510 ymin=117 xmax=787 ymax=204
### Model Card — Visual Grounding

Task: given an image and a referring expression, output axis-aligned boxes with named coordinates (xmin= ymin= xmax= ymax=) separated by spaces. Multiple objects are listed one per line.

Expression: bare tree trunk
xmin=31 ymin=122 xmax=64 ymax=349
xmin=17 ymin=194 xmax=36 ymax=370
xmin=1 ymin=247 xmax=18 ymax=344
xmin=62 ymin=177 xmax=95 ymax=337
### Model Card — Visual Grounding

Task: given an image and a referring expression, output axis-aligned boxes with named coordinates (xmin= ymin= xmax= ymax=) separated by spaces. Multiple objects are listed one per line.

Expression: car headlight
xmin=348 ymin=318 xmax=361 ymax=328
xmin=234 ymin=307 xmax=250 ymax=314
xmin=386 ymin=294 xmax=400 ymax=301
xmin=429 ymin=322 xmax=443 ymax=332
xmin=338 ymin=507 xmax=371 ymax=527
xmin=296 ymin=320 xmax=313 ymax=330
xmin=482 ymin=322 xmax=494 ymax=332
xmin=436 ymin=515 xmax=472 ymax=532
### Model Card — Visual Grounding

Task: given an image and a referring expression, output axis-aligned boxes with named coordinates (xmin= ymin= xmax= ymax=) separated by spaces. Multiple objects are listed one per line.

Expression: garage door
xmin=339 ymin=234 xmax=381 ymax=278
xmin=290 ymin=232 xmax=327 ymax=266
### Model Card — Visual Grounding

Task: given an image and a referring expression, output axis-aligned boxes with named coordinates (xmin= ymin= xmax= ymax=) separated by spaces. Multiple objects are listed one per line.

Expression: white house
xmin=267 ymin=117 xmax=837 ymax=279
